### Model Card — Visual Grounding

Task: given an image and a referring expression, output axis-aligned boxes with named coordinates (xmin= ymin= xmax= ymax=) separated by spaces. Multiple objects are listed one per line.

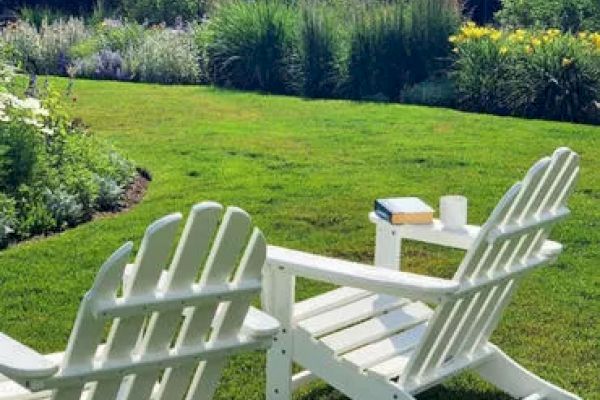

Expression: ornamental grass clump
xmin=344 ymin=2 xmax=409 ymax=101
xmin=344 ymin=0 xmax=459 ymax=101
xmin=1 ymin=18 xmax=90 ymax=75
xmin=452 ymin=23 xmax=600 ymax=124
xmin=295 ymin=3 xmax=342 ymax=98
xmin=206 ymin=0 xmax=295 ymax=94
xmin=125 ymin=27 xmax=200 ymax=84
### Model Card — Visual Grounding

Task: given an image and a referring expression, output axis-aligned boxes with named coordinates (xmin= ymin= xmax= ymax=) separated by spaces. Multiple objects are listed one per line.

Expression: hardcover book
xmin=374 ymin=197 xmax=434 ymax=225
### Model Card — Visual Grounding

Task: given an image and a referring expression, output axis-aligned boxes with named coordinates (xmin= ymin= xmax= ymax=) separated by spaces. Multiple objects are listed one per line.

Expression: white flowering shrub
xmin=0 ymin=60 xmax=135 ymax=245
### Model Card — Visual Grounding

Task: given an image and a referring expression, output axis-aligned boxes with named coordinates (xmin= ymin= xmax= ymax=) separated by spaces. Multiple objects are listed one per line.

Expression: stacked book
xmin=374 ymin=197 xmax=434 ymax=225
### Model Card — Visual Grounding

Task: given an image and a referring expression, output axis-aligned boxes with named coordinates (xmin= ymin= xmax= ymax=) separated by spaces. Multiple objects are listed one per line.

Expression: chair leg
xmin=263 ymin=266 xmax=295 ymax=400
xmin=266 ymin=329 xmax=293 ymax=400
xmin=474 ymin=347 xmax=581 ymax=400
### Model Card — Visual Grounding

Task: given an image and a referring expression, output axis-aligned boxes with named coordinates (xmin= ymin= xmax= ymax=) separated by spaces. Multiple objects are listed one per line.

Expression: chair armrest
xmin=540 ymin=240 xmax=563 ymax=260
xmin=241 ymin=307 xmax=280 ymax=338
xmin=267 ymin=246 xmax=459 ymax=303
xmin=0 ymin=333 xmax=58 ymax=382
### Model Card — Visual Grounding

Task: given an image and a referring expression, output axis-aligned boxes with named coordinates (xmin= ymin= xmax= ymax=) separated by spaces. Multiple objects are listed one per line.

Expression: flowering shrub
xmin=452 ymin=23 xmax=600 ymax=123
xmin=0 ymin=61 xmax=135 ymax=245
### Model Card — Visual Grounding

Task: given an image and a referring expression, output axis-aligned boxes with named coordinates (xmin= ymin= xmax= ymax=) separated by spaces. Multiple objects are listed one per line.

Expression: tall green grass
xmin=204 ymin=0 xmax=459 ymax=100
xmin=207 ymin=0 xmax=295 ymax=94
xmin=295 ymin=3 xmax=342 ymax=98
xmin=345 ymin=2 xmax=409 ymax=100
xmin=344 ymin=0 xmax=460 ymax=101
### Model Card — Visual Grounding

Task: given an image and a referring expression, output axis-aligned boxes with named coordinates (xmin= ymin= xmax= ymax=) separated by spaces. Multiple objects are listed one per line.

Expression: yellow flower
xmin=490 ymin=31 xmax=502 ymax=41
xmin=515 ymin=29 xmax=527 ymax=36
xmin=449 ymin=35 xmax=457 ymax=44
xmin=590 ymin=33 xmax=600 ymax=50
xmin=499 ymin=46 xmax=509 ymax=55
xmin=531 ymin=38 xmax=542 ymax=47
xmin=562 ymin=57 xmax=573 ymax=67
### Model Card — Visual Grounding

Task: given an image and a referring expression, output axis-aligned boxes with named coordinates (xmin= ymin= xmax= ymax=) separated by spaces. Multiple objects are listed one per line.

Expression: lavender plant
xmin=76 ymin=49 xmax=131 ymax=80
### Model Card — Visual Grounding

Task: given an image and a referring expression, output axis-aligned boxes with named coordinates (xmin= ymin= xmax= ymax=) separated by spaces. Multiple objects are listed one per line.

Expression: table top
xmin=369 ymin=211 xmax=481 ymax=250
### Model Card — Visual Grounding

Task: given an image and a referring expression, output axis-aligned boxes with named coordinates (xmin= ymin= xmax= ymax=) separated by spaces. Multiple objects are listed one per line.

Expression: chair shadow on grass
xmin=295 ymin=378 xmax=512 ymax=400
xmin=297 ymin=387 xmax=511 ymax=400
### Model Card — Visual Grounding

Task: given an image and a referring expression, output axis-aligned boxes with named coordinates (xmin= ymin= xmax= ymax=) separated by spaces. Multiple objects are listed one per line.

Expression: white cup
xmin=440 ymin=195 xmax=467 ymax=230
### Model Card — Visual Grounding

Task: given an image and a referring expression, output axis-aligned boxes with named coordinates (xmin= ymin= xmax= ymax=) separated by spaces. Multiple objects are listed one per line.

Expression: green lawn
xmin=1 ymin=78 xmax=598 ymax=399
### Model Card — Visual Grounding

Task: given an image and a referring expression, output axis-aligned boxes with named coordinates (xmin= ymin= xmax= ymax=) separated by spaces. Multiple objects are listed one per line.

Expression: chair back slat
xmin=50 ymin=243 xmax=134 ymax=400
xmin=118 ymin=204 xmax=222 ymax=400
xmin=402 ymin=148 xmax=579 ymax=389
xmin=183 ymin=229 xmax=266 ymax=400
xmin=152 ymin=206 xmax=254 ymax=400
xmin=45 ymin=203 xmax=266 ymax=400
xmin=88 ymin=213 xmax=182 ymax=400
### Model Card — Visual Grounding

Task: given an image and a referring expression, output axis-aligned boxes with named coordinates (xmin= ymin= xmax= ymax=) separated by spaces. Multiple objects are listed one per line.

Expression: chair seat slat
xmin=320 ymin=301 xmax=432 ymax=355
xmin=297 ymin=294 xmax=409 ymax=338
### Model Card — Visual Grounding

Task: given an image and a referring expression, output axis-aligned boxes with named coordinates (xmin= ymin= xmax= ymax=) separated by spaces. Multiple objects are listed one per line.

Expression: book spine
xmin=374 ymin=200 xmax=392 ymax=223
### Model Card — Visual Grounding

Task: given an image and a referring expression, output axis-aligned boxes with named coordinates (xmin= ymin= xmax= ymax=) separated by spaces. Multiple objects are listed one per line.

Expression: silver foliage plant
xmin=125 ymin=28 xmax=200 ymax=84
xmin=1 ymin=18 xmax=200 ymax=84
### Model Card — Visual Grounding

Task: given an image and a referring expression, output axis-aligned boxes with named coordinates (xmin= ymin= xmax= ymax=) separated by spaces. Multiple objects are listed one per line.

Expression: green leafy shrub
xmin=71 ymin=22 xmax=145 ymax=58
xmin=96 ymin=176 xmax=124 ymax=211
xmin=206 ymin=0 xmax=295 ymax=94
xmin=18 ymin=5 xmax=68 ymax=28
xmin=44 ymin=186 xmax=84 ymax=228
xmin=0 ymin=121 xmax=42 ymax=192
xmin=452 ymin=24 xmax=600 ymax=123
xmin=15 ymin=193 xmax=57 ymax=237
xmin=497 ymin=0 xmax=600 ymax=32
xmin=122 ymin=0 xmax=202 ymax=24
xmin=0 ymin=193 xmax=16 ymax=248
xmin=400 ymin=76 xmax=457 ymax=107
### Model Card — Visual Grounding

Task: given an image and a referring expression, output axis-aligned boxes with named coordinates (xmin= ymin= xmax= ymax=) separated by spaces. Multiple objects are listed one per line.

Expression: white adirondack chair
xmin=0 ymin=202 xmax=279 ymax=400
xmin=263 ymin=147 xmax=581 ymax=400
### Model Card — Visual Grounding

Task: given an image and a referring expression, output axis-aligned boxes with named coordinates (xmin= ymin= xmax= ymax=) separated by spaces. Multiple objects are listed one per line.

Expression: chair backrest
xmin=402 ymin=148 xmax=580 ymax=389
xmin=44 ymin=202 xmax=266 ymax=400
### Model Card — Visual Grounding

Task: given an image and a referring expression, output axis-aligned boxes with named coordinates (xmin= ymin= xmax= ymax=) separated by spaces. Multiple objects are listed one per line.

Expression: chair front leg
xmin=263 ymin=264 xmax=295 ymax=400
